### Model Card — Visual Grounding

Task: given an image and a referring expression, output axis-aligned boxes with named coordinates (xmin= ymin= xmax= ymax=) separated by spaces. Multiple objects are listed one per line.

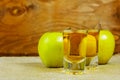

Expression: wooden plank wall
xmin=0 ymin=0 xmax=120 ymax=56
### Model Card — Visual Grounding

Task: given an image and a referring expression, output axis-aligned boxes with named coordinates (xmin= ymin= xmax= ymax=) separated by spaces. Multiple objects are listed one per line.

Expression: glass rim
xmin=87 ymin=29 xmax=99 ymax=32
xmin=63 ymin=29 xmax=87 ymax=33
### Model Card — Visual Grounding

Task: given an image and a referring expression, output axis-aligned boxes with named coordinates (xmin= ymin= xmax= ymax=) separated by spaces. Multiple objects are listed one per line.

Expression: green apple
xmin=38 ymin=32 xmax=63 ymax=68
xmin=98 ymin=30 xmax=115 ymax=65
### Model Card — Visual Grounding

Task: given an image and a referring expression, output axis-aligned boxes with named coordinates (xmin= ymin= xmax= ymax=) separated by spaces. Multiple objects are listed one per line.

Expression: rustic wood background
xmin=0 ymin=0 xmax=120 ymax=56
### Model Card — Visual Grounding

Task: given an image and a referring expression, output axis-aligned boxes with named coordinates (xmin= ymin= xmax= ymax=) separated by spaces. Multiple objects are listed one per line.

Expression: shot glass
xmin=86 ymin=29 xmax=99 ymax=70
xmin=63 ymin=29 xmax=87 ymax=74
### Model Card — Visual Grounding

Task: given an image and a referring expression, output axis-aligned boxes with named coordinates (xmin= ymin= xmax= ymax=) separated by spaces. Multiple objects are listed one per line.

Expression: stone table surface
xmin=0 ymin=54 xmax=120 ymax=80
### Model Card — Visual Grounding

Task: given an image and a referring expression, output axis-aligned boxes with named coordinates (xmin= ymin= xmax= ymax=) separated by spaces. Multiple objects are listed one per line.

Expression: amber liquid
xmin=88 ymin=30 xmax=99 ymax=41
xmin=87 ymin=29 xmax=99 ymax=57
xmin=63 ymin=30 xmax=87 ymax=63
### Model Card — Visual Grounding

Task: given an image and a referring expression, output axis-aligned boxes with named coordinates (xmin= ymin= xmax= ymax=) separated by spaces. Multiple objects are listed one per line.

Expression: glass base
xmin=86 ymin=56 xmax=98 ymax=71
xmin=63 ymin=58 xmax=86 ymax=75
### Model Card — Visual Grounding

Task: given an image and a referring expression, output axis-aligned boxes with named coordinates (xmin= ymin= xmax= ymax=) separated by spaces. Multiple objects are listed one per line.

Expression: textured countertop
xmin=0 ymin=54 xmax=120 ymax=80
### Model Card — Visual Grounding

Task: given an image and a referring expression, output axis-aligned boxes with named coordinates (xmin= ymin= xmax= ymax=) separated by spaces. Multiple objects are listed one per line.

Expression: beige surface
xmin=0 ymin=54 xmax=120 ymax=80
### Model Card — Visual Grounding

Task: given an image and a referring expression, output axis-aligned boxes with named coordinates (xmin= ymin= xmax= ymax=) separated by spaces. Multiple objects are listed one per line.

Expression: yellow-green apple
xmin=38 ymin=32 xmax=63 ymax=68
xmin=98 ymin=30 xmax=115 ymax=65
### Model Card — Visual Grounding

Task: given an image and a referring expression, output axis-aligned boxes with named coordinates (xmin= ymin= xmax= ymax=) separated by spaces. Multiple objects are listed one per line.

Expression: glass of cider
xmin=86 ymin=29 xmax=99 ymax=70
xmin=63 ymin=29 xmax=87 ymax=74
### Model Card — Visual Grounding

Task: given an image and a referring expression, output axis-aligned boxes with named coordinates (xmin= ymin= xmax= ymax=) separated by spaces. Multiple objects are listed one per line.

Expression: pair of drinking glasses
xmin=63 ymin=28 xmax=99 ymax=75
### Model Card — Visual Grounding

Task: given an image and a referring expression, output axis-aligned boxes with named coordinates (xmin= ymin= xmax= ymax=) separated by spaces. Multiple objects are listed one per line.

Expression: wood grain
xmin=0 ymin=0 xmax=120 ymax=56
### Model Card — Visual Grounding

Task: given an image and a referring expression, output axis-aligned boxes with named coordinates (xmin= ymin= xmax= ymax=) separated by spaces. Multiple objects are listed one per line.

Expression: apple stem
xmin=94 ymin=23 xmax=102 ymax=31
xmin=98 ymin=23 xmax=102 ymax=30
